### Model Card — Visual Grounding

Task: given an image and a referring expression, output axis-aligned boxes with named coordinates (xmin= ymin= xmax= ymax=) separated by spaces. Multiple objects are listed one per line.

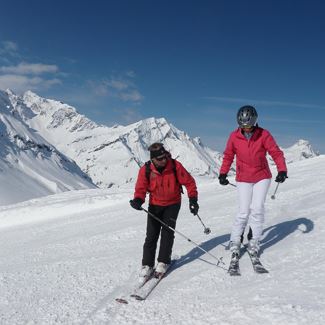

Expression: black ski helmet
xmin=237 ymin=105 xmax=258 ymax=128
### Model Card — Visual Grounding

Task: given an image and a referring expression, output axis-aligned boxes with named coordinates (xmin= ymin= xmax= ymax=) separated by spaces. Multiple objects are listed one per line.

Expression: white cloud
xmin=0 ymin=41 xmax=63 ymax=93
xmin=107 ymin=80 xmax=128 ymax=91
xmin=0 ymin=41 xmax=20 ymax=63
xmin=113 ymin=107 xmax=143 ymax=124
xmin=89 ymin=81 xmax=110 ymax=96
xmin=2 ymin=41 xmax=18 ymax=52
xmin=0 ymin=62 xmax=58 ymax=75
xmin=125 ymin=70 xmax=136 ymax=78
xmin=0 ymin=74 xmax=61 ymax=93
xmin=89 ymin=73 xmax=144 ymax=103
xmin=0 ymin=41 xmax=19 ymax=54
xmin=119 ymin=89 xmax=143 ymax=102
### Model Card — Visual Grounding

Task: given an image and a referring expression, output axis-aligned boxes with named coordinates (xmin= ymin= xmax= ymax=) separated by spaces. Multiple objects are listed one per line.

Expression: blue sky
xmin=0 ymin=0 xmax=324 ymax=153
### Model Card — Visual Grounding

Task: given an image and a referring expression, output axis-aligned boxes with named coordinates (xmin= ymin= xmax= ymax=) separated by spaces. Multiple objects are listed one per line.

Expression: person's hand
xmin=275 ymin=171 xmax=288 ymax=183
xmin=218 ymin=174 xmax=229 ymax=186
xmin=129 ymin=198 xmax=144 ymax=210
xmin=189 ymin=197 xmax=199 ymax=215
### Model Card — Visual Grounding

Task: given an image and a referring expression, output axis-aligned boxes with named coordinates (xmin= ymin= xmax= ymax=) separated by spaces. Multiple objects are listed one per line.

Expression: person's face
xmin=241 ymin=125 xmax=254 ymax=133
xmin=152 ymin=153 xmax=167 ymax=167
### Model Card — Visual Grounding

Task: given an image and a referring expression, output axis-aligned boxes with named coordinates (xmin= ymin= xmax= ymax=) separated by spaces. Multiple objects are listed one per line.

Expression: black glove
xmin=129 ymin=198 xmax=144 ymax=210
xmin=218 ymin=174 xmax=229 ymax=186
xmin=189 ymin=197 xmax=199 ymax=215
xmin=275 ymin=171 xmax=288 ymax=183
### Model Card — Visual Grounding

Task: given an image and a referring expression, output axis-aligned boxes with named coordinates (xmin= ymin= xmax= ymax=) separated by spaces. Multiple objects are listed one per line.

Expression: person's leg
xmin=157 ymin=203 xmax=181 ymax=264
xmin=247 ymin=178 xmax=271 ymax=254
xmin=230 ymin=182 xmax=254 ymax=244
xmin=249 ymin=178 xmax=271 ymax=241
xmin=142 ymin=205 xmax=162 ymax=267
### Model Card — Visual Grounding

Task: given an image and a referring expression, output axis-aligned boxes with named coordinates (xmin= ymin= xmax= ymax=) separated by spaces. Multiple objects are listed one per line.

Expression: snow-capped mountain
xmin=281 ymin=139 xmax=319 ymax=163
xmin=6 ymin=90 xmax=319 ymax=190
xmin=0 ymin=90 xmax=96 ymax=206
xmin=266 ymin=139 xmax=319 ymax=167
xmin=9 ymin=90 xmax=223 ymax=188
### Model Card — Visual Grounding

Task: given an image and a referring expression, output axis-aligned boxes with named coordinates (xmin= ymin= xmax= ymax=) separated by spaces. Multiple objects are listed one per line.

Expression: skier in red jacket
xmin=219 ymin=105 xmax=287 ymax=261
xmin=130 ymin=143 xmax=198 ymax=281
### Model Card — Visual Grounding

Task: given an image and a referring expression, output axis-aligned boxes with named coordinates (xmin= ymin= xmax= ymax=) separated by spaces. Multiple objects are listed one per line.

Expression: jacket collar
xmin=235 ymin=125 xmax=263 ymax=140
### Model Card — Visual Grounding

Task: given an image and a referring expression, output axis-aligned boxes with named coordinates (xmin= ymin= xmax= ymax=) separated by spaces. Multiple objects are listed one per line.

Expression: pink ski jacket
xmin=219 ymin=126 xmax=287 ymax=183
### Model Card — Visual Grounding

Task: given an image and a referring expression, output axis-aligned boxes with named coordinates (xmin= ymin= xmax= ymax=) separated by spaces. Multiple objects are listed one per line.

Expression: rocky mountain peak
xmin=5 ymin=89 xmax=321 ymax=189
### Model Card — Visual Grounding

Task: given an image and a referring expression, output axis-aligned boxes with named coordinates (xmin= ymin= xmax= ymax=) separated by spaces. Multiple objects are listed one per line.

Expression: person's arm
xmin=175 ymin=161 xmax=198 ymax=199
xmin=133 ymin=166 xmax=149 ymax=202
xmin=264 ymin=131 xmax=287 ymax=172
xmin=175 ymin=161 xmax=199 ymax=215
xmin=219 ymin=134 xmax=235 ymax=175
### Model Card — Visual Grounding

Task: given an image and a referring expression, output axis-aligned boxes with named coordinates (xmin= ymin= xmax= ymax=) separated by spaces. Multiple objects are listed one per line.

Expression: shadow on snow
xmin=259 ymin=217 xmax=314 ymax=255
xmin=172 ymin=217 xmax=314 ymax=271
xmin=172 ymin=233 xmax=230 ymax=271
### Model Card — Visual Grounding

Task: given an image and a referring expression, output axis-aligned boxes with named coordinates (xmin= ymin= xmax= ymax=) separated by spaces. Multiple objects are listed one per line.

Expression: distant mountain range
xmin=8 ymin=90 xmax=225 ymax=188
xmin=0 ymin=89 xmax=319 ymax=205
xmin=0 ymin=90 xmax=96 ymax=205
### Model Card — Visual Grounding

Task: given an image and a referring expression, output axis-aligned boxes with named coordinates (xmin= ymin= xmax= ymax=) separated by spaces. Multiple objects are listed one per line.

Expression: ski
xmin=115 ymin=297 xmax=129 ymax=304
xmin=115 ymin=273 xmax=154 ymax=304
xmin=228 ymin=252 xmax=241 ymax=276
xmin=130 ymin=274 xmax=164 ymax=301
xmin=130 ymin=260 xmax=175 ymax=301
xmin=246 ymin=248 xmax=269 ymax=274
xmin=115 ymin=260 xmax=176 ymax=303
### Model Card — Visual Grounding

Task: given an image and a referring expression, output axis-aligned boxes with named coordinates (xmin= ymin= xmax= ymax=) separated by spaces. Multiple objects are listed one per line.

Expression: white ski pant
xmin=230 ymin=178 xmax=271 ymax=243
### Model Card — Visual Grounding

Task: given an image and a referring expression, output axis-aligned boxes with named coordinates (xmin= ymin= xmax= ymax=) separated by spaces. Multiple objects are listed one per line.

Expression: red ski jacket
xmin=220 ymin=127 xmax=287 ymax=183
xmin=134 ymin=159 xmax=198 ymax=206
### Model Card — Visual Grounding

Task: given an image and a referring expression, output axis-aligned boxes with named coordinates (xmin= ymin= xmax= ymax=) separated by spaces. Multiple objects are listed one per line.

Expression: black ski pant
xmin=142 ymin=203 xmax=181 ymax=267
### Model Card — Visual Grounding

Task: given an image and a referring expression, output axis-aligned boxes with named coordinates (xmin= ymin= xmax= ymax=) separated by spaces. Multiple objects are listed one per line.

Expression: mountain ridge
xmin=0 ymin=89 xmax=96 ymax=206
xmin=4 ymin=89 xmax=320 ymax=191
xmin=10 ymin=91 xmax=225 ymax=187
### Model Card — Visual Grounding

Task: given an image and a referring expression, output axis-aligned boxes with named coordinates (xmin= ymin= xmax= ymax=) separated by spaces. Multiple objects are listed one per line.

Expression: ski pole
xmin=141 ymin=207 xmax=225 ymax=268
xmin=271 ymin=183 xmax=280 ymax=200
xmin=195 ymin=213 xmax=211 ymax=235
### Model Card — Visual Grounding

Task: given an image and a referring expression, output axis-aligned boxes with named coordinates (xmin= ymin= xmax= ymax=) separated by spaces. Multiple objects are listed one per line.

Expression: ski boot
xmin=154 ymin=262 xmax=169 ymax=278
xmin=138 ymin=265 xmax=153 ymax=285
xmin=228 ymin=241 xmax=241 ymax=276
xmin=247 ymin=239 xmax=260 ymax=258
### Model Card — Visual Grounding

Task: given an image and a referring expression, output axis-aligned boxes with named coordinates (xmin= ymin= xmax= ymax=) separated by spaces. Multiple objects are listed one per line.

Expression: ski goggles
xmin=241 ymin=125 xmax=254 ymax=129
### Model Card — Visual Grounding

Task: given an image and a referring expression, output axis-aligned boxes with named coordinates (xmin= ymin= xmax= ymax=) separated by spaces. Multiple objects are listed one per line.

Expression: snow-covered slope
xmin=8 ymin=90 xmax=224 ymax=187
xmin=0 ymin=90 xmax=96 ymax=205
xmin=0 ymin=156 xmax=324 ymax=324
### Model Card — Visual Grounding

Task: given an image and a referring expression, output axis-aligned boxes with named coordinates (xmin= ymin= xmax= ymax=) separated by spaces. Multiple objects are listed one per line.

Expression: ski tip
xmin=115 ymin=298 xmax=129 ymax=304
xmin=130 ymin=294 xmax=145 ymax=301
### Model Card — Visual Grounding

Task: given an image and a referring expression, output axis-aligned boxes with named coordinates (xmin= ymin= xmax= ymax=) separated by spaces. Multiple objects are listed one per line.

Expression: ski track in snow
xmin=0 ymin=157 xmax=325 ymax=324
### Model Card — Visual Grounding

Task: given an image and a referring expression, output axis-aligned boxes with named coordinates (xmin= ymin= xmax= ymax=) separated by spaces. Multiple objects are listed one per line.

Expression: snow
xmin=0 ymin=156 xmax=324 ymax=324
xmin=1 ymin=88 xmax=323 ymax=323
xmin=0 ymin=90 xmax=96 ymax=206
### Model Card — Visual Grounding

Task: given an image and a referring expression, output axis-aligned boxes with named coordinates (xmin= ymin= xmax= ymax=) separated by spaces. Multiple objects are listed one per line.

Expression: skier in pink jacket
xmin=219 ymin=105 xmax=287 ymax=261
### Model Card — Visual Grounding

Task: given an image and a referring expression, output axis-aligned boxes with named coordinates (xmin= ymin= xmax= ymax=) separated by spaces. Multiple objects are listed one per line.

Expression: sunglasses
xmin=155 ymin=155 xmax=167 ymax=161
xmin=241 ymin=125 xmax=253 ymax=129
